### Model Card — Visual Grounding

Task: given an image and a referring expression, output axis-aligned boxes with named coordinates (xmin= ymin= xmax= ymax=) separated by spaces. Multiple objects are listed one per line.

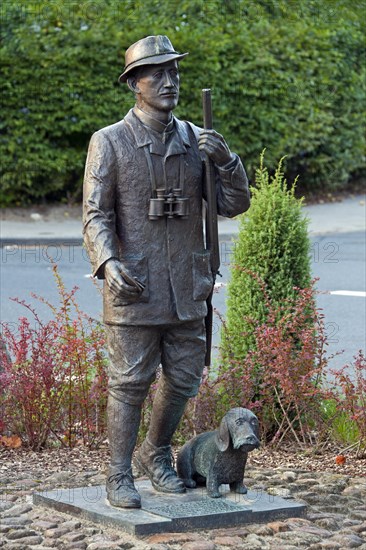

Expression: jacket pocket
xmin=111 ymin=255 xmax=149 ymax=306
xmin=192 ymin=251 xmax=213 ymax=301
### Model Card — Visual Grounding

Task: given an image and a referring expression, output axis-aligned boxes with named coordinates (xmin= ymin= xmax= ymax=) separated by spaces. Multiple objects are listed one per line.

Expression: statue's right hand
xmin=104 ymin=259 xmax=143 ymax=298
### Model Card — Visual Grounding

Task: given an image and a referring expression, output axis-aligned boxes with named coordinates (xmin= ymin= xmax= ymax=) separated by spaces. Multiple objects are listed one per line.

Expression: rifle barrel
xmin=202 ymin=89 xmax=213 ymax=130
xmin=202 ymin=88 xmax=219 ymax=367
xmin=202 ymin=88 xmax=220 ymax=276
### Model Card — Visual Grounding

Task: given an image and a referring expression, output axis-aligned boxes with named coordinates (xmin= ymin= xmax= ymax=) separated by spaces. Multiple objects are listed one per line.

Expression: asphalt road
xmin=1 ymin=231 xmax=365 ymax=374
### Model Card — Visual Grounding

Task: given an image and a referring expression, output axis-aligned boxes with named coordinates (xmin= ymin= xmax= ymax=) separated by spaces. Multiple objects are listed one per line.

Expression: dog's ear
xmin=216 ymin=416 xmax=230 ymax=451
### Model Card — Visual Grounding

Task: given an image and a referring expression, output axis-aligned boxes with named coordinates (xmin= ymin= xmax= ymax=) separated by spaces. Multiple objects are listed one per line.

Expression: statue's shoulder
xmin=175 ymin=117 xmax=202 ymax=144
xmin=179 ymin=119 xmax=202 ymax=142
xmin=94 ymin=115 xmax=131 ymax=142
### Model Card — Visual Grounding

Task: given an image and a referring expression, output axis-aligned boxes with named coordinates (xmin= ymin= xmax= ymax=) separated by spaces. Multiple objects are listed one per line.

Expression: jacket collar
xmin=124 ymin=109 xmax=191 ymax=156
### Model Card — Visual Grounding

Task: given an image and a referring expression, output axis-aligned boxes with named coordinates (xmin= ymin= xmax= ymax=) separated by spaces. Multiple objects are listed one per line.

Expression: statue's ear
xmin=216 ymin=417 xmax=230 ymax=452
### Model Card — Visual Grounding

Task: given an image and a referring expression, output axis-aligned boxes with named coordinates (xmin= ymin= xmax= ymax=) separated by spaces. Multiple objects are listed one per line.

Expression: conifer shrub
xmin=221 ymin=153 xmax=312 ymax=366
xmin=215 ymin=154 xmax=317 ymax=440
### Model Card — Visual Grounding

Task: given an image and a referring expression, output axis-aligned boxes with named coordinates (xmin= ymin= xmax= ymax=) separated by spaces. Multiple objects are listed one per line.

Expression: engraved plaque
xmin=143 ymin=498 xmax=249 ymax=518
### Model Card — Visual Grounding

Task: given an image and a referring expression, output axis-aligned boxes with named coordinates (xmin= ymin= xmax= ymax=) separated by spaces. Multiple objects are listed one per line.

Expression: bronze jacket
xmin=83 ymin=109 xmax=250 ymax=325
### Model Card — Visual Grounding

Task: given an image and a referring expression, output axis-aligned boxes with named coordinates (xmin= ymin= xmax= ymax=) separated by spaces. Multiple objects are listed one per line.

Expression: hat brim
xmin=119 ymin=52 xmax=188 ymax=83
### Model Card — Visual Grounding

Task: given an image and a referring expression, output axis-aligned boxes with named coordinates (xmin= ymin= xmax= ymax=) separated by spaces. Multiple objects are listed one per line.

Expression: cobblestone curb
xmin=1 ymin=467 xmax=365 ymax=549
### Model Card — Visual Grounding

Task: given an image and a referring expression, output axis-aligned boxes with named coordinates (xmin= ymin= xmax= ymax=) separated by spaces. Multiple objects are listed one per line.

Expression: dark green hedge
xmin=1 ymin=0 xmax=365 ymax=205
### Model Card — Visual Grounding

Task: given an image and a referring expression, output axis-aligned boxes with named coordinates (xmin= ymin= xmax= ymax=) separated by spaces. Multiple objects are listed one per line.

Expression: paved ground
xmin=1 ymin=463 xmax=366 ymax=549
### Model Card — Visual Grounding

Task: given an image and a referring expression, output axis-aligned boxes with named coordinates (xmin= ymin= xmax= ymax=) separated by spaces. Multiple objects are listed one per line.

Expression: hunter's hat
xmin=119 ymin=35 xmax=188 ymax=83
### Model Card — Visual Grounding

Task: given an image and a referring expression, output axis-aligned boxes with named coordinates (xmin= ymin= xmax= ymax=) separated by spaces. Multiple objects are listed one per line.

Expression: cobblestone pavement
xmin=1 ymin=467 xmax=365 ymax=549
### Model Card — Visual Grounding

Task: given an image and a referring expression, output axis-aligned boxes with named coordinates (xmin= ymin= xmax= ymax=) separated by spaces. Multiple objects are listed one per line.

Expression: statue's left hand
xmin=198 ymin=129 xmax=233 ymax=167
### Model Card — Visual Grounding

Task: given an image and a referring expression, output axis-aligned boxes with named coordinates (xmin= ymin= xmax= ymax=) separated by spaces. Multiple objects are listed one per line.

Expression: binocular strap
xmin=143 ymin=146 xmax=185 ymax=198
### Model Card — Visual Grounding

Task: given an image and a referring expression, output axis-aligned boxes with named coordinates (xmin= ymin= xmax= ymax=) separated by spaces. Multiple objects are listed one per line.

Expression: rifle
xmin=202 ymin=88 xmax=220 ymax=367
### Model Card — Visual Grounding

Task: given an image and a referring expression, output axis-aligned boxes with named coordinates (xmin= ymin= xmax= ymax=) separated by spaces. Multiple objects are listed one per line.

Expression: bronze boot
xmin=106 ymin=397 xmax=141 ymax=508
xmin=106 ymin=467 xmax=141 ymax=508
xmin=134 ymin=438 xmax=186 ymax=493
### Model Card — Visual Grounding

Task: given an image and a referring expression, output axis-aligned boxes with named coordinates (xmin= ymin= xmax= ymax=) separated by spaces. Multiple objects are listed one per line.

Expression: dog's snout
xmin=244 ymin=434 xmax=259 ymax=446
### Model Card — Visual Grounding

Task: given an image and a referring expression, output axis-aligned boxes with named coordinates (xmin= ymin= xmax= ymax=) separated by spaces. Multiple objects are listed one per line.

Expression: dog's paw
xmin=230 ymin=481 xmax=248 ymax=494
xmin=207 ymin=491 xmax=222 ymax=498
xmin=182 ymin=478 xmax=197 ymax=488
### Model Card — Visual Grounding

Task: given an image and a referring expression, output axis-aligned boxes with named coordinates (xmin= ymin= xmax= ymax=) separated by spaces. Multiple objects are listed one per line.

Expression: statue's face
xmin=134 ymin=60 xmax=180 ymax=113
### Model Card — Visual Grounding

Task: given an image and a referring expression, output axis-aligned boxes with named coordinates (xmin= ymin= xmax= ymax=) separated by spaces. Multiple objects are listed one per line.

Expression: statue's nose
xmin=163 ymin=72 xmax=174 ymax=87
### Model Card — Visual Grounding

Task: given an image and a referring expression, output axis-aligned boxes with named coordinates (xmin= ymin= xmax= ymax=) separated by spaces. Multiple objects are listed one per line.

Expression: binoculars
xmin=149 ymin=188 xmax=190 ymax=220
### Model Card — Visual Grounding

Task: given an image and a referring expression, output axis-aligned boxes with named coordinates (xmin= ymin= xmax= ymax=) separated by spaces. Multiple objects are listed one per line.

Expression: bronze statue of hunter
xmin=83 ymin=35 xmax=250 ymax=509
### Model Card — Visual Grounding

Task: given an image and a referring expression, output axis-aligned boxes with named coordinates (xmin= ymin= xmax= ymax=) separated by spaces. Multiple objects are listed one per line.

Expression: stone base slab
xmin=33 ymin=479 xmax=306 ymax=536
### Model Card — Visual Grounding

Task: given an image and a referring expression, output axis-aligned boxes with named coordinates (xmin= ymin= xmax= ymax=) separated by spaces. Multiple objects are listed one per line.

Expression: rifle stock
xmin=202 ymin=88 xmax=220 ymax=366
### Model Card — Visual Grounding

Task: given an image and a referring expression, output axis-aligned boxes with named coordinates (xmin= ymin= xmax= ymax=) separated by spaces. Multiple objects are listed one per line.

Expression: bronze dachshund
xmin=177 ymin=407 xmax=260 ymax=498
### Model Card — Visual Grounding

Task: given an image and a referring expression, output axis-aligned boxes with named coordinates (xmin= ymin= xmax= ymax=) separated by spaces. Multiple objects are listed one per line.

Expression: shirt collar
xmin=125 ymin=109 xmax=191 ymax=156
xmin=134 ymin=106 xmax=174 ymax=135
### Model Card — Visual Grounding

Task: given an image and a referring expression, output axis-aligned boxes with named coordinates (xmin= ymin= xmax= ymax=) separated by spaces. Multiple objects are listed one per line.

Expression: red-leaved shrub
xmin=329 ymin=350 xmax=366 ymax=456
xmin=177 ymin=273 xmax=331 ymax=447
xmin=0 ymin=264 xmax=107 ymax=450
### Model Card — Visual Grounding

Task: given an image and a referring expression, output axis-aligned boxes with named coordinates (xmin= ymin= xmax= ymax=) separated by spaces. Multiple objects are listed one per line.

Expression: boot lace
xmin=108 ymin=468 xmax=134 ymax=490
xmin=153 ymin=450 xmax=177 ymax=476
